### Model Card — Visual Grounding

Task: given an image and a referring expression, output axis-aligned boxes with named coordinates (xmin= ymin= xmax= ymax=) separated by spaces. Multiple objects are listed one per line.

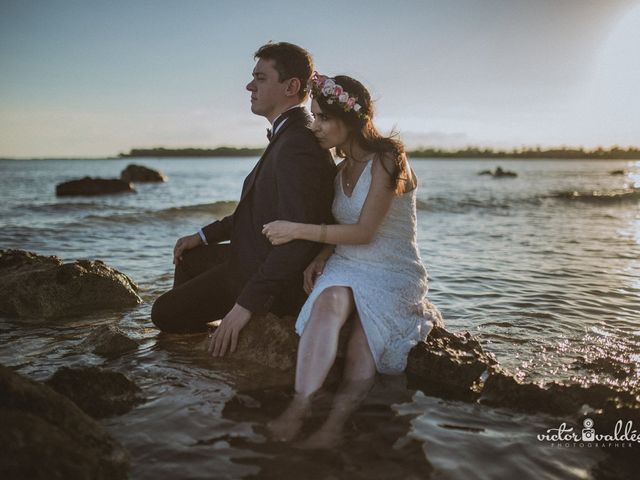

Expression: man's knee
xmin=151 ymin=293 xmax=176 ymax=332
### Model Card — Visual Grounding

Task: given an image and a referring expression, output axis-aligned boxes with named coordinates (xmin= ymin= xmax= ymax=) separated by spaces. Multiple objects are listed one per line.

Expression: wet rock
xmin=479 ymin=370 xmax=638 ymax=415
xmin=609 ymin=169 xmax=625 ymax=175
xmin=55 ymin=176 xmax=134 ymax=196
xmin=588 ymin=402 xmax=640 ymax=472
xmin=0 ymin=364 xmax=130 ymax=479
xmin=206 ymin=312 xmax=355 ymax=375
xmin=207 ymin=303 xmax=482 ymax=397
xmin=220 ymin=379 xmax=432 ymax=479
xmin=405 ymin=325 xmax=499 ymax=401
xmin=80 ymin=324 xmax=139 ymax=357
xmin=120 ymin=164 xmax=167 ymax=183
xmin=493 ymin=166 xmax=517 ymax=177
xmin=0 ymin=249 xmax=142 ymax=318
xmin=208 ymin=309 xmax=640 ymax=420
xmin=479 ymin=166 xmax=517 ymax=177
xmin=46 ymin=366 xmax=144 ymax=418
xmin=207 ymin=314 xmax=299 ymax=373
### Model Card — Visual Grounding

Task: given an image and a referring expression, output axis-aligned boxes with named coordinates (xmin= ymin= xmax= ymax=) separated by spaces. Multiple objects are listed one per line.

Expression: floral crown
xmin=308 ymin=72 xmax=368 ymax=120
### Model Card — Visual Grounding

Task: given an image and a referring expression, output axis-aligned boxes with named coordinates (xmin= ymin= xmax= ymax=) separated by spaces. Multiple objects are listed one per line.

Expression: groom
xmin=151 ymin=42 xmax=336 ymax=357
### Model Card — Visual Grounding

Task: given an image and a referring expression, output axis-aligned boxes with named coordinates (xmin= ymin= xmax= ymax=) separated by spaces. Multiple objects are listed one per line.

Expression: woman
xmin=262 ymin=73 xmax=442 ymax=444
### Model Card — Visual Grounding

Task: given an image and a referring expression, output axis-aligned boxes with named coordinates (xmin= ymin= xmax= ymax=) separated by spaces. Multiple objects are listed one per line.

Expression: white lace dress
xmin=295 ymin=158 xmax=443 ymax=375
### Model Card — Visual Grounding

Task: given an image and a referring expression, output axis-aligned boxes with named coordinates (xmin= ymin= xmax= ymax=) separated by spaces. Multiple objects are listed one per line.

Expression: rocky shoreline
xmin=1 ymin=248 xmax=638 ymax=477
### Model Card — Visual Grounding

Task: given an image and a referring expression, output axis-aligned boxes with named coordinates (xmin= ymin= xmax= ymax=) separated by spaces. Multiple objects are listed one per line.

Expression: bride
xmin=262 ymin=72 xmax=442 ymax=446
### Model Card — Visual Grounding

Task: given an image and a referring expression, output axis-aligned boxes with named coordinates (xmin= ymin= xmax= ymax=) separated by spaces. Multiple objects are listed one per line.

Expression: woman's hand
xmin=303 ymin=257 xmax=326 ymax=294
xmin=262 ymin=221 xmax=299 ymax=246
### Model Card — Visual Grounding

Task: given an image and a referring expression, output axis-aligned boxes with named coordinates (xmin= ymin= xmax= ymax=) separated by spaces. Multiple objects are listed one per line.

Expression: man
xmin=151 ymin=42 xmax=336 ymax=358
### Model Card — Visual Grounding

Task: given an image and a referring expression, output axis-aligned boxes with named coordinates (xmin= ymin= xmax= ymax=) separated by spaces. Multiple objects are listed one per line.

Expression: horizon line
xmin=2 ymin=143 xmax=640 ymax=161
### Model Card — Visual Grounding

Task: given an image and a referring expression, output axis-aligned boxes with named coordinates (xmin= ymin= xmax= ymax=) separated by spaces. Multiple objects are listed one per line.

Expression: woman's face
xmin=310 ymin=99 xmax=350 ymax=150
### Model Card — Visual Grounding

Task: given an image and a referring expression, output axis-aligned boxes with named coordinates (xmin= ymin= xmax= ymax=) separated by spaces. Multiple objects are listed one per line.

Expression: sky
xmin=1 ymin=0 xmax=639 ymax=158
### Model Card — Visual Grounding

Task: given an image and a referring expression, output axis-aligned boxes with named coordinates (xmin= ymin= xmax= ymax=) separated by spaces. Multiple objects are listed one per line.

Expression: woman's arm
xmin=263 ymin=156 xmax=397 ymax=246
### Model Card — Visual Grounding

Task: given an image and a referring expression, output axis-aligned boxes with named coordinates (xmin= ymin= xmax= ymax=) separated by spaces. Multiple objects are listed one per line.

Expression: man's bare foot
xmin=267 ymin=394 xmax=312 ymax=442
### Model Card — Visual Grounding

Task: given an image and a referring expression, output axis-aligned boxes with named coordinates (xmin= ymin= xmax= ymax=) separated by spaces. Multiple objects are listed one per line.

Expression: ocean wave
xmin=416 ymin=187 xmax=640 ymax=213
xmin=416 ymin=196 xmax=540 ymax=213
xmin=548 ymin=187 xmax=640 ymax=203
xmin=85 ymin=201 xmax=237 ymax=224
xmin=152 ymin=201 xmax=237 ymax=220
xmin=18 ymin=202 xmax=132 ymax=214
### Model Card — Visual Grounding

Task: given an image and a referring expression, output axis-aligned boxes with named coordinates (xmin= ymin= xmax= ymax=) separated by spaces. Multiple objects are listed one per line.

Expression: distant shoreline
xmin=118 ymin=146 xmax=640 ymax=160
xmin=3 ymin=145 xmax=640 ymax=161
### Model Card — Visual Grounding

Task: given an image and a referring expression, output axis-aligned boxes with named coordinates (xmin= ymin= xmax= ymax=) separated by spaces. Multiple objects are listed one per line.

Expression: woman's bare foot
xmin=267 ymin=394 xmax=312 ymax=442
xmin=296 ymin=426 xmax=343 ymax=450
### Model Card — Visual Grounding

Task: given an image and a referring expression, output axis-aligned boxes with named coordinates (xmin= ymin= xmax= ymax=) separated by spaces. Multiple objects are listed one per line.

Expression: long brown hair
xmin=312 ymin=75 xmax=411 ymax=194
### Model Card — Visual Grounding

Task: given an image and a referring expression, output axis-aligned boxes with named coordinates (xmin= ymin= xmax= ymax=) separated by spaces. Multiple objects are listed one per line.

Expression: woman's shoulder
xmin=371 ymin=151 xmax=417 ymax=194
xmin=372 ymin=150 xmax=401 ymax=170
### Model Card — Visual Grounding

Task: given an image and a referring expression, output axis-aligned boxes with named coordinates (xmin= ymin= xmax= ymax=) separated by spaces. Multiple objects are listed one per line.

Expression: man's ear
xmin=285 ymin=78 xmax=301 ymax=97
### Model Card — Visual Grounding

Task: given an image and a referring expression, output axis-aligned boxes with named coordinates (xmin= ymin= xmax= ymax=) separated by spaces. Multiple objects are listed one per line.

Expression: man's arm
xmin=200 ymin=213 xmax=234 ymax=245
xmin=209 ymin=138 xmax=333 ymax=357
xmin=237 ymin=140 xmax=334 ymax=314
xmin=173 ymin=213 xmax=234 ymax=264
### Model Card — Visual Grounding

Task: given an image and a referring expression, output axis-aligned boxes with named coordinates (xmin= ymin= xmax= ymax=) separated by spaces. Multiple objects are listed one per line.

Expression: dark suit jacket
xmin=201 ymin=106 xmax=336 ymax=315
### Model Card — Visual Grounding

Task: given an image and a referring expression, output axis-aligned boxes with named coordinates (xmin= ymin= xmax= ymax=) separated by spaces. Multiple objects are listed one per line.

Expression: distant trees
xmin=406 ymin=145 xmax=640 ymax=159
xmin=118 ymin=147 xmax=264 ymax=158
xmin=117 ymin=145 xmax=640 ymax=159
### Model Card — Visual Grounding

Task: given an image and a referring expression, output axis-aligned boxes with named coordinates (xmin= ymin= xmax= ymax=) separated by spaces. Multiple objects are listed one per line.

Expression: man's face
xmin=246 ymin=58 xmax=288 ymax=120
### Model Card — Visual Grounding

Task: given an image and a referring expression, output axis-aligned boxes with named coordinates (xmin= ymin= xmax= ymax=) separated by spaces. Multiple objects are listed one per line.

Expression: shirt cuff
xmin=197 ymin=229 xmax=208 ymax=245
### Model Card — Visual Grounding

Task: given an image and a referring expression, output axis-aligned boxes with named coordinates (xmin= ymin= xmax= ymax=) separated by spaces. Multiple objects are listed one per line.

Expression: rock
xmin=479 ymin=167 xmax=517 ymax=177
xmin=405 ymin=325 xmax=499 ymax=400
xmin=207 ymin=314 xmax=299 ymax=373
xmin=206 ymin=312 xmax=356 ymax=375
xmin=208 ymin=309 xmax=640 ymax=419
xmin=46 ymin=366 xmax=144 ymax=418
xmin=204 ymin=312 xmax=356 ymax=391
xmin=610 ymin=169 xmax=625 ymax=175
xmin=56 ymin=177 xmax=134 ymax=196
xmin=120 ymin=164 xmax=167 ymax=183
xmin=0 ymin=364 xmax=130 ymax=479
xmin=206 ymin=303 xmax=485 ymax=398
xmin=0 ymin=249 xmax=142 ymax=318
xmin=492 ymin=166 xmax=517 ymax=177
xmin=79 ymin=324 xmax=139 ymax=357
xmin=479 ymin=370 xmax=638 ymax=415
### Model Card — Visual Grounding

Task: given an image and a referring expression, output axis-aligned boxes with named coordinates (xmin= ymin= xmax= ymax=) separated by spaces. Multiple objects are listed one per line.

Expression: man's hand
xmin=207 ymin=303 xmax=252 ymax=357
xmin=173 ymin=233 xmax=202 ymax=264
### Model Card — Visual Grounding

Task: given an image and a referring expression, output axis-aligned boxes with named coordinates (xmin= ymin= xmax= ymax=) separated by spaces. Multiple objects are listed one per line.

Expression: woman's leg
xmin=342 ymin=313 xmax=377 ymax=381
xmin=267 ymin=286 xmax=354 ymax=442
xmin=295 ymin=286 xmax=355 ymax=397
xmin=296 ymin=314 xmax=376 ymax=449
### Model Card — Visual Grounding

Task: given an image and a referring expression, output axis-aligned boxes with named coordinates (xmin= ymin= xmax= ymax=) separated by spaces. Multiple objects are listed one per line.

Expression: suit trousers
xmin=151 ymin=244 xmax=238 ymax=333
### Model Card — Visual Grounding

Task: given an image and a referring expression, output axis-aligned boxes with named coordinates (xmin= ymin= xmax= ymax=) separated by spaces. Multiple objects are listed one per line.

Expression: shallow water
xmin=1 ymin=157 xmax=639 ymax=478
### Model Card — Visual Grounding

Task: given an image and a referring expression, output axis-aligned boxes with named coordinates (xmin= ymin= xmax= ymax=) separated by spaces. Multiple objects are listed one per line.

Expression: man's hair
xmin=254 ymin=42 xmax=314 ymax=100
